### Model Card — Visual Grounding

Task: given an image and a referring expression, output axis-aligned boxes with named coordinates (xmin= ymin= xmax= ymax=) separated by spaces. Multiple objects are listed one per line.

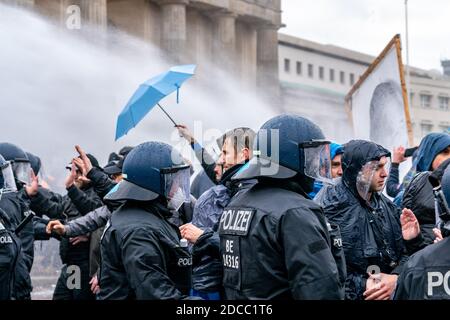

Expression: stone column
xmin=157 ymin=0 xmax=189 ymax=63
xmin=80 ymin=0 xmax=107 ymax=32
xmin=212 ymin=11 xmax=237 ymax=72
xmin=256 ymin=23 xmax=280 ymax=103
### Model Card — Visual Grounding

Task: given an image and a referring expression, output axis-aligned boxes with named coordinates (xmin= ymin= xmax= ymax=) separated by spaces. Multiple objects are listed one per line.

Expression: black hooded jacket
xmin=317 ymin=140 xmax=408 ymax=300
xmin=402 ymin=134 xmax=450 ymax=245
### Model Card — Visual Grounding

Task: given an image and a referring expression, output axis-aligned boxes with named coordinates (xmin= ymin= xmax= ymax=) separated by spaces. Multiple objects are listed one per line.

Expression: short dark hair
xmin=217 ymin=127 xmax=256 ymax=154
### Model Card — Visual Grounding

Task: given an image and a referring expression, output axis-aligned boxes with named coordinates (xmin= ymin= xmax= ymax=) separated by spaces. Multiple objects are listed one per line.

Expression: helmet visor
xmin=12 ymin=161 xmax=32 ymax=185
xmin=301 ymin=141 xmax=333 ymax=183
xmin=1 ymin=161 xmax=17 ymax=192
xmin=162 ymin=165 xmax=191 ymax=211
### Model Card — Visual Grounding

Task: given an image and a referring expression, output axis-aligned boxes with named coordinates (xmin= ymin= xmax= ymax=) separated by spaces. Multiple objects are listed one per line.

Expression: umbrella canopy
xmin=115 ymin=64 xmax=196 ymax=140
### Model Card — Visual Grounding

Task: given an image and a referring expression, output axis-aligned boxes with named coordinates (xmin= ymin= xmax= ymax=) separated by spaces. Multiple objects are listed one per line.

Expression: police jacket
xmin=3 ymin=189 xmax=34 ymax=272
xmin=0 ymin=192 xmax=33 ymax=300
xmin=0 ymin=207 xmax=20 ymax=300
xmin=191 ymin=163 xmax=253 ymax=294
xmin=219 ymin=178 xmax=344 ymax=300
xmin=394 ymin=237 xmax=450 ymax=299
xmin=98 ymin=200 xmax=192 ymax=300
xmin=318 ymin=141 xmax=408 ymax=300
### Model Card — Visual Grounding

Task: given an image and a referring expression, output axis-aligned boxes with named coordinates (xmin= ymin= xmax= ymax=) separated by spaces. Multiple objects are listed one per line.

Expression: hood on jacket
xmin=416 ymin=133 xmax=450 ymax=172
xmin=330 ymin=142 xmax=344 ymax=160
xmin=342 ymin=140 xmax=390 ymax=198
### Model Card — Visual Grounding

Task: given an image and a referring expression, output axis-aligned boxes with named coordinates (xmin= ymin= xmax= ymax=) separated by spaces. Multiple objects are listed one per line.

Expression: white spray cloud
xmin=0 ymin=4 xmax=276 ymax=190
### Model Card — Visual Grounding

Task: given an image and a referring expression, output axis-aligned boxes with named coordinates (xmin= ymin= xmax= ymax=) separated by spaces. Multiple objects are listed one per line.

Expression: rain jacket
xmin=191 ymin=170 xmax=215 ymax=200
xmin=402 ymin=133 xmax=450 ymax=244
xmin=317 ymin=140 xmax=408 ymax=300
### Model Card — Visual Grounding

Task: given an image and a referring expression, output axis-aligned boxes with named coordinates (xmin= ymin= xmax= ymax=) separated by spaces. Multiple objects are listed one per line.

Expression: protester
xmin=24 ymin=152 xmax=103 ymax=300
xmin=395 ymin=165 xmax=450 ymax=299
xmin=402 ymin=133 xmax=450 ymax=244
xmin=179 ymin=127 xmax=255 ymax=300
xmin=317 ymin=140 xmax=408 ymax=300
xmin=309 ymin=142 xmax=343 ymax=198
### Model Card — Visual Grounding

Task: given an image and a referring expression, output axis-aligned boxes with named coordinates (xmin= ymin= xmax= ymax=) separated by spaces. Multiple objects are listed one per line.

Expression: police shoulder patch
xmin=219 ymin=208 xmax=255 ymax=236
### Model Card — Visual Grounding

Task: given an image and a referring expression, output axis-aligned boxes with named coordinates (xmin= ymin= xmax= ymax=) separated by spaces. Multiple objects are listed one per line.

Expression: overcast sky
xmin=281 ymin=0 xmax=450 ymax=72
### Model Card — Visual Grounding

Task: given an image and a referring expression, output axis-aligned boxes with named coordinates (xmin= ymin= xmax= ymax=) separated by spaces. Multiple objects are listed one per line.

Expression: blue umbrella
xmin=115 ymin=64 xmax=196 ymax=140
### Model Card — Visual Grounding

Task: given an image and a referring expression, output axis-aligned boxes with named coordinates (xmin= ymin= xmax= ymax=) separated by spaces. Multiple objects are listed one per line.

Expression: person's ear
xmin=242 ymin=148 xmax=250 ymax=161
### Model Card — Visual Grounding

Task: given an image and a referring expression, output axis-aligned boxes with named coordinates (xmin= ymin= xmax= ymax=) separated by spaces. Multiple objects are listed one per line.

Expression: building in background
xmin=4 ymin=0 xmax=448 ymax=144
xmin=279 ymin=33 xmax=450 ymax=145
xmin=3 ymin=0 xmax=282 ymax=99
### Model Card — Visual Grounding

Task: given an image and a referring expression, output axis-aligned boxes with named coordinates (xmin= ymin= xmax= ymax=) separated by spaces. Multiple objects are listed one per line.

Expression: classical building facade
xmin=3 ymin=0 xmax=281 ymax=97
xmin=279 ymin=33 xmax=450 ymax=145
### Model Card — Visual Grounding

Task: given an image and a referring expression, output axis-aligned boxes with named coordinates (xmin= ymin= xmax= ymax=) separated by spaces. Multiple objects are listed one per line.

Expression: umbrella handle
xmin=157 ymin=103 xmax=178 ymax=126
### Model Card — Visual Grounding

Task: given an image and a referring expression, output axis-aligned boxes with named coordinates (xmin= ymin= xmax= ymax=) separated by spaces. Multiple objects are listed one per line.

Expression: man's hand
xmin=69 ymin=235 xmax=89 ymax=246
xmin=46 ymin=220 xmax=66 ymax=236
xmin=433 ymin=228 xmax=443 ymax=243
xmin=75 ymin=145 xmax=93 ymax=174
xmin=25 ymin=171 xmax=39 ymax=197
xmin=179 ymin=223 xmax=204 ymax=244
xmin=65 ymin=162 xmax=77 ymax=189
xmin=364 ymin=273 xmax=398 ymax=300
xmin=73 ymin=158 xmax=91 ymax=185
xmin=400 ymin=208 xmax=420 ymax=241
xmin=175 ymin=125 xmax=195 ymax=144
xmin=89 ymin=275 xmax=100 ymax=295
xmin=393 ymin=146 xmax=406 ymax=164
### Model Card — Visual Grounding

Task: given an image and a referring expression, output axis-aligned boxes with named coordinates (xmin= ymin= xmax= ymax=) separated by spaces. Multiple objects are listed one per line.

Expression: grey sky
xmin=281 ymin=0 xmax=450 ymax=72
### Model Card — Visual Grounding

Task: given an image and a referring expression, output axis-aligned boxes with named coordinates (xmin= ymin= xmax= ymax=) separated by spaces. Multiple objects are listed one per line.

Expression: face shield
xmin=1 ymin=161 xmax=17 ymax=192
xmin=36 ymin=163 xmax=51 ymax=188
xmin=300 ymin=141 xmax=333 ymax=184
xmin=12 ymin=161 xmax=32 ymax=185
xmin=356 ymin=158 xmax=391 ymax=202
xmin=161 ymin=165 xmax=191 ymax=211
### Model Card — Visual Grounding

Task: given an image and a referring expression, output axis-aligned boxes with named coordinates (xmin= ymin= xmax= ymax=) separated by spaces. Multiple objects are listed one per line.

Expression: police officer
xmin=395 ymin=165 xmax=450 ymax=299
xmin=0 ymin=154 xmax=20 ymax=300
xmin=218 ymin=114 xmax=344 ymax=300
xmin=98 ymin=141 xmax=193 ymax=300
xmin=0 ymin=143 xmax=34 ymax=300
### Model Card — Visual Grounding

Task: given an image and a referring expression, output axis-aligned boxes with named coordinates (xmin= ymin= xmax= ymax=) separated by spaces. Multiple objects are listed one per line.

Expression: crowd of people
xmin=0 ymin=113 xmax=450 ymax=300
